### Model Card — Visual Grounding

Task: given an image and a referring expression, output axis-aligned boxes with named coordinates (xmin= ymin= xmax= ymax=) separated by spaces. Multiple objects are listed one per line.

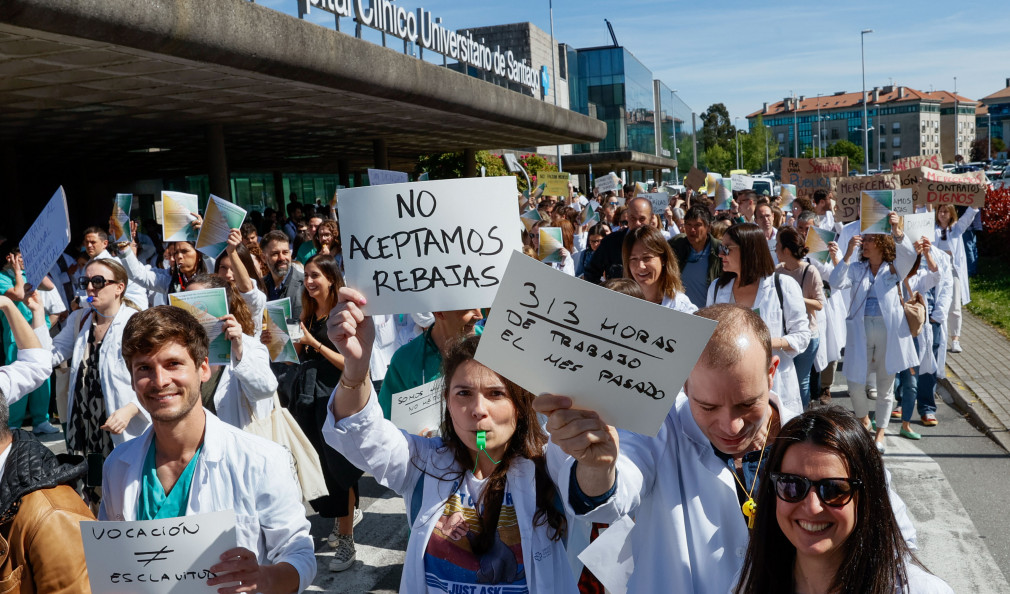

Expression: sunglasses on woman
xmin=769 ymin=472 xmax=862 ymax=507
xmin=716 ymin=244 xmax=737 ymax=257
xmin=77 ymin=275 xmax=110 ymax=290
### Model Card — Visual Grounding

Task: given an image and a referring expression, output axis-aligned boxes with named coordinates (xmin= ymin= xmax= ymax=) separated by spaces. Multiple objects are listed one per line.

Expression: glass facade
xmin=569 ymin=47 xmax=655 ymax=155
xmin=164 ymin=172 xmax=344 ymax=214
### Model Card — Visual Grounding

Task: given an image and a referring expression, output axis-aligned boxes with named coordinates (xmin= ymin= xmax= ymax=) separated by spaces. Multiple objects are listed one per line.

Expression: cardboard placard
xmin=538 ymin=227 xmax=564 ymax=263
xmin=646 ymin=191 xmax=670 ymax=214
xmin=196 ymin=195 xmax=247 ymax=259
xmin=805 ymin=227 xmax=836 ymax=264
xmin=81 ymin=510 xmax=237 ymax=594
xmin=390 ymin=379 xmax=443 ymax=436
xmin=161 ymin=191 xmax=200 ymax=243
xmin=731 ymin=174 xmax=754 ymax=190
xmin=19 ymin=187 xmax=72 ymax=291
xmin=338 ymin=176 xmax=523 ymax=315
xmin=903 ymin=212 xmax=934 ymax=244
xmin=539 ymin=171 xmax=571 ymax=197
xmin=685 ymin=167 xmax=706 ymax=191
xmin=168 ymin=288 xmax=231 ymax=365
xmin=890 ymin=154 xmax=941 ymax=172
xmin=474 ymin=251 xmax=717 ymax=437
xmin=781 ymin=157 xmax=848 ymax=199
xmin=897 ymin=167 xmax=987 ymax=208
xmin=860 ymin=191 xmax=893 ymax=235
xmin=830 ymin=174 xmax=901 ymax=222
xmin=594 ymin=173 xmax=620 ymax=194
xmin=367 ymin=168 xmax=410 ymax=186
xmin=111 ymin=194 xmax=133 ymax=244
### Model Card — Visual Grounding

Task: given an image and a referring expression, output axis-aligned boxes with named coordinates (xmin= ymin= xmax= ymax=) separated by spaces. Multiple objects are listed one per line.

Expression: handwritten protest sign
xmin=646 ymin=191 xmax=670 ymax=213
xmin=338 ymin=176 xmax=522 ymax=315
xmin=162 ymin=191 xmax=199 ymax=243
xmin=111 ymin=194 xmax=133 ymax=244
xmin=169 ymin=288 xmax=230 ymax=365
xmin=860 ymin=191 xmax=893 ymax=235
xmin=196 ymin=195 xmax=247 ymax=259
xmin=685 ymin=167 xmax=706 ymax=191
xmin=781 ymin=157 xmax=848 ymax=199
xmin=891 ymin=189 xmax=914 ymax=215
xmin=475 ymin=251 xmax=717 ymax=436
xmin=539 ymin=227 xmax=564 ymax=263
xmin=731 ymin=174 xmax=754 ymax=191
xmin=19 ymin=187 xmax=72 ymax=291
xmin=81 ymin=510 xmax=237 ymax=594
xmin=898 ymin=167 xmax=987 ymax=208
xmin=594 ymin=173 xmax=620 ymax=194
xmin=264 ymin=304 xmax=298 ymax=363
xmin=391 ymin=379 xmax=443 ymax=436
xmin=891 ymin=154 xmax=941 ymax=172
xmin=367 ymin=168 xmax=410 ymax=186
xmin=830 ymin=174 xmax=900 ymax=222
xmin=539 ymin=171 xmax=571 ymax=197
xmin=903 ymin=212 xmax=934 ymax=244
xmin=805 ymin=227 xmax=836 ymax=264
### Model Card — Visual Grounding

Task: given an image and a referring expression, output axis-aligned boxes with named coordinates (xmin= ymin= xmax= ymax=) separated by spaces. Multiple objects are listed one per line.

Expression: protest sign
xmin=538 ymin=227 xmax=564 ymax=263
xmin=111 ymin=194 xmax=133 ymax=244
xmin=264 ymin=304 xmax=298 ymax=363
xmin=539 ymin=171 xmax=571 ymax=197
xmin=81 ymin=510 xmax=237 ymax=594
xmin=338 ymin=176 xmax=522 ymax=315
xmin=19 ymin=187 xmax=72 ymax=291
xmin=266 ymin=297 xmax=302 ymax=342
xmin=891 ymin=189 xmax=914 ymax=215
xmin=475 ymin=251 xmax=717 ymax=436
xmin=169 ymin=288 xmax=230 ymax=365
xmin=646 ymin=191 xmax=670 ymax=213
xmin=860 ymin=191 xmax=893 ymax=234
xmin=714 ymin=178 xmax=733 ymax=210
xmin=367 ymin=168 xmax=410 ymax=186
xmin=830 ymin=174 xmax=900 ymax=222
xmin=520 ymin=208 xmax=543 ymax=233
xmin=685 ymin=167 xmax=706 ymax=191
xmin=805 ymin=227 xmax=836 ymax=264
xmin=154 ymin=200 xmax=164 ymax=225
xmin=903 ymin=212 xmax=934 ymax=244
xmin=780 ymin=184 xmax=797 ymax=211
xmin=781 ymin=157 xmax=848 ymax=199
xmin=891 ymin=154 xmax=941 ymax=172
xmin=898 ymin=167 xmax=987 ymax=208
xmin=731 ymin=174 xmax=754 ymax=191
xmin=391 ymin=379 xmax=443 ymax=436
xmin=162 ymin=191 xmax=199 ymax=243
xmin=196 ymin=195 xmax=247 ymax=259
xmin=705 ymin=172 xmax=723 ymax=197
xmin=594 ymin=173 xmax=619 ymax=194
xmin=580 ymin=204 xmax=600 ymax=226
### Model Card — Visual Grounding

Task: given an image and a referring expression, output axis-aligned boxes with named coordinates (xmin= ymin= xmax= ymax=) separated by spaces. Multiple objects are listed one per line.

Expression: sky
xmin=263 ymin=0 xmax=1010 ymax=128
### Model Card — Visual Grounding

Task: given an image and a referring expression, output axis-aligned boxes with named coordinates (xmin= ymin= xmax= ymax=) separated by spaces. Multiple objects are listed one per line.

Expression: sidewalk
xmin=940 ymin=311 xmax=1010 ymax=452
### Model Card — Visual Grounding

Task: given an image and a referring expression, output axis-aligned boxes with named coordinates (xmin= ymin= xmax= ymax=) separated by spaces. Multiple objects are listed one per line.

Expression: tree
xmin=415 ymin=150 xmax=510 ymax=181
xmin=971 ymin=137 xmax=1007 ymax=161
xmin=702 ymin=144 xmax=733 ymax=176
xmin=699 ymin=103 xmax=735 ymax=153
xmin=739 ymin=116 xmax=773 ymax=173
xmin=824 ymin=140 xmax=864 ymax=172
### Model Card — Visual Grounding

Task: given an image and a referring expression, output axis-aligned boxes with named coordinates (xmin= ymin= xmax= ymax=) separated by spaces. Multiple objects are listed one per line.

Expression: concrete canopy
xmin=560 ymin=150 xmax=677 ymax=175
xmin=0 ymin=0 xmax=606 ymax=179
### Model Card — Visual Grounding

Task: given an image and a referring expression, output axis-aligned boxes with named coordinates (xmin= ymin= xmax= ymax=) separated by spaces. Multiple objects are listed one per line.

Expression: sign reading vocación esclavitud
xmin=301 ymin=0 xmax=544 ymax=94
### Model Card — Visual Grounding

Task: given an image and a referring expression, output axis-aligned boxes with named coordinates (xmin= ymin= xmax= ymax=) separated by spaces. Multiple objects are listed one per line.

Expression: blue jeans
xmin=793 ymin=336 xmax=820 ymax=410
xmin=964 ymin=227 xmax=978 ymax=276
xmin=898 ymin=367 xmax=919 ymax=423
xmin=914 ymin=320 xmax=942 ymax=416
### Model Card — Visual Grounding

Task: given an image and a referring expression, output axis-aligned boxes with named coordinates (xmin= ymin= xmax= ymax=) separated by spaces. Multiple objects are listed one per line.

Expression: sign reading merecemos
xmin=890 ymin=154 xmax=941 ymax=172
xmin=830 ymin=174 xmax=900 ymax=222
xmin=897 ymin=167 xmax=987 ymax=207
xmin=338 ymin=176 xmax=522 ymax=315
xmin=781 ymin=157 xmax=848 ymax=199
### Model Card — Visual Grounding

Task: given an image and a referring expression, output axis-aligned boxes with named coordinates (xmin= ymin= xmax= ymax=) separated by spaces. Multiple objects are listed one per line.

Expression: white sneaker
xmin=328 ymin=534 xmax=355 ymax=572
xmin=950 ymin=340 xmax=962 ymax=353
xmin=326 ymin=509 xmax=362 ymax=549
xmin=32 ymin=421 xmax=60 ymax=435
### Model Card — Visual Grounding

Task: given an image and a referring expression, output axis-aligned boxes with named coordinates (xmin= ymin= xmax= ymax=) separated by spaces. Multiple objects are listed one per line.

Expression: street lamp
xmin=861 ymin=29 xmax=873 ymax=174
xmin=735 ymin=118 xmax=742 ymax=170
xmin=548 ymin=0 xmax=561 ymax=171
xmin=816 ymin=93 xmax=822 ymax=157
xmin=988 ymin=111 xmax=993 ymax=161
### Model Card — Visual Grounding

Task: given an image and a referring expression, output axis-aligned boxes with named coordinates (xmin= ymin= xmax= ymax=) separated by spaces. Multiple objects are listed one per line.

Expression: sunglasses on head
xmin=77 ymin=275 xmax=110 ymax=290
xmin=770 ymin=472 xmax=862 ymax=507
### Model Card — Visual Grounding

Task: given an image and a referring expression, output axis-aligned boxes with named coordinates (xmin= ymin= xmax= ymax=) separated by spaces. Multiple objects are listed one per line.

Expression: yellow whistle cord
xmin=731 ymin=417 xmax=771 ymax=530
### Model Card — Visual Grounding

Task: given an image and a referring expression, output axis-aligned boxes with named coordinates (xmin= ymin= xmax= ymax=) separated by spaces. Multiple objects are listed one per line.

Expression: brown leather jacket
xmin=0 ymin=431 xmax=93 ymax=593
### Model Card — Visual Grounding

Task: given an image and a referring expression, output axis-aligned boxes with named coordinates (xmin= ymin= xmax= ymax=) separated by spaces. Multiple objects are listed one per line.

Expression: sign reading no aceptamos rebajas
xmin=475 ymin=251 xmax=717 ymax=437
xmin=81 ymin=510 xmax=237 ymax=593
xmin=19 ymin=186 xmax=72 ymax=291
xmin=338 ymin=176 xmax=522 ymax=315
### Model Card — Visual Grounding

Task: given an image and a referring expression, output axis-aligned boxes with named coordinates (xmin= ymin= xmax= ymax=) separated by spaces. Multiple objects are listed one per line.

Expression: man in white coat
xmin=99 ymin=305 xmax=315 ymax=594
xmin=535 ymin=304 xmax=916 ymax=594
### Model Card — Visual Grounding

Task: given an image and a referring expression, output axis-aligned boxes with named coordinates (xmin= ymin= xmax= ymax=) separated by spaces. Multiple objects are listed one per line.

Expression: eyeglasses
xmin=717 ymin=244 xmax=737 ymax=256
xmin=619 ymin=220 xmax=629 ymax=227
xmin=770 ymin=472 xmax=862 ymax=508
xmin=77 ymin=275 xmax=110 ymax=290
xmin=609 ymin=201 xmax=620 ymax=206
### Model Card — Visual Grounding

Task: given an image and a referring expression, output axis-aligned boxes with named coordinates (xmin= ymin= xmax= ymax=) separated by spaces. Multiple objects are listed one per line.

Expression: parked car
xmin=995 ymin=167 xmax=1010 ymax=191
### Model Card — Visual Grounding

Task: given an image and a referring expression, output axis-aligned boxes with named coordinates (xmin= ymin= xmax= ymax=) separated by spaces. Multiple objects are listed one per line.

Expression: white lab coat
xmin=564 ymin=391 xmax=918 ymax=594
xmin=50 ymin=306 xmax=150 ymax=445
xmin=100 ymin=411 xmax=317 ymax=593
xmin=830 ymin=235 xmax=920 ymax=382
xmin=241 ymin=288 xmax=266 ymax=339
xmin=707 ymin=274 xmax=810 ymax=415
xmin=210 ymin=334 xmax=277 ymax=429
xmin=0 ymin=348 xmax=52 ymax=405
xmin=934 ymin=207 xmax=977 ymax=304
xmin=120 ymin=247 xmax=210 ymax=295
xmin=369 ymin=314 xmax=399 ymax=382
xmin=908 ymin=248 xmax=953 ymax=375
xmin=322 ymin=391 xmax=579 ymax=594
xmin=806 ymin=256 xmax=846 ymax=363
xmin=660 ymin=292 xmax=698 ymax=314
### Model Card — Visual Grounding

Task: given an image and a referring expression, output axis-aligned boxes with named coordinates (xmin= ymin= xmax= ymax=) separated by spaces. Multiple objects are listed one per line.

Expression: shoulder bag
xmin=243 ymin=393 xmax=329 ymax=502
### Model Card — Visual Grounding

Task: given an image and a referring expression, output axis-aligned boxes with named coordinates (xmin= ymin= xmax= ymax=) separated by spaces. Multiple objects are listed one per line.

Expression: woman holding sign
xmin=707 ymin=224 xmax=810 ymax=415
xmin=775 ymin=226 xmax=825 ymax=410
xmin=322 ymin=291 xmax=576 ymax=594
xmin=623 ymin=226 xmax=697 ymax=313
xmin=216 ymin=229 xmax=267 ymax=339
xmin=933 ymin=205 xmax=978 ymax=354
xmin=119 ymin=216 xmax=210 ymax=297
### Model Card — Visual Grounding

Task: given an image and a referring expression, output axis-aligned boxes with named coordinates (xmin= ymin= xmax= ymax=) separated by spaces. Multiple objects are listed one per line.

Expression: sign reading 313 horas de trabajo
xmin=302 ymin=0 xmax=544 ymax=94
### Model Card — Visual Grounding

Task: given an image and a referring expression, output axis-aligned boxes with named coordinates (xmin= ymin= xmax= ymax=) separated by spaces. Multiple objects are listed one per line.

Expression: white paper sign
xmin=196 ymin=195 xmax=248 ymax=259
xmin=391 ymin=379 xmax=443 ymax=435
xmin=646 ymin=191 xmax=670 ymax=213
xmin=367 ymin=168 xmax=410 ymax=186
xmin=891 ymin=188 xmax=915 ymax=215
xmin=81 ymin=510 xmax=237 ymax=594
xmin=475 ymin=251 xmax=717 ymax=436
xmin=903 ymin=212 xmax=934 ymax=244
xmin=338 ymin=176 xmax=522 ymax=315
xmin=731 ymin=174 xmax=754 ymax=190
xmin=19 ymin=187 xmax=71 ymax=290
xmin=594 ymin=173 xmax=619 ymax=194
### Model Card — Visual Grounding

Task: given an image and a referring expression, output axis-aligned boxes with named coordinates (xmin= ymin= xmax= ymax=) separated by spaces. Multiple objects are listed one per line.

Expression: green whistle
xmin=476 ymin=430 xmax=487 ymax=450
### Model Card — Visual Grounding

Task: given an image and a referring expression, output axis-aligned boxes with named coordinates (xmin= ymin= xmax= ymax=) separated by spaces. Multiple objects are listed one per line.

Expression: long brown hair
xmin=313 ymin=219 xmax=342 ymax=254
xmin=621 ymin=225 xmax=684 ymax=297
xmin=300 ymin=254 xmax=345 ymax=325
xmin=433 ymin=335 xmax=566 ymax=555
xmin=716 ymin=223 xmax=775 ymax=289
xmin=188 ymin=274 xmax=255 ymax=336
